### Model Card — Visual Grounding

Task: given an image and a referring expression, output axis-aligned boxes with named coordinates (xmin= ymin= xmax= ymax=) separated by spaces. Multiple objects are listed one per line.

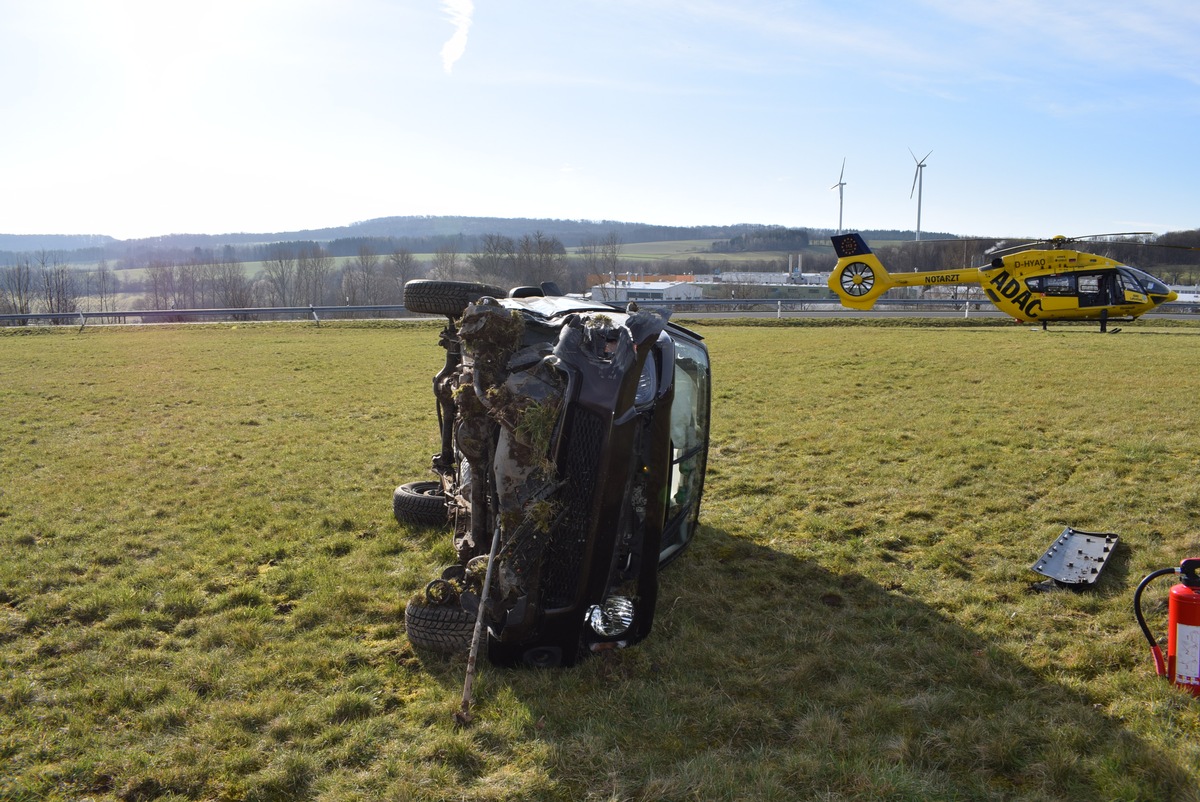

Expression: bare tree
xmin=94 ymin=259 xmax=118 ymax=315
xmin=577 ymin=236 xmax=602 ymax=281
xmin=263 ymin=245 xmax=297 ymax=306
xmin=37 ymin=251 xmax=79 ymax=317
xmin=342 ymin=243 xmax=381 ymax=305
xmin=297 ymin=243 xmax=335 ymax=305
xmin=601 ymin=231 xmax=622 ymax=279
xmin=573 ymin=232 xmax=620 ymax=293
xmin=383 ymin=247 xmax=419 ymax=303
xmin=1 ymin=257 xmax=35 ymax=323
xmin=215 ymin=249 xmax=253 ymax=309
xmin=176 ymin=262 xmax=200 ymax=309
xmin=145 ymin=259 xmax=177 ymax=310
xmin=197 ymin=261 xmax=221 ymax=308
xmin=430 ymin=241 xmax=464 ymax=281
xmin=251 ymin=277 xmax=274 ymax=308
xmin=516 ymin=231 xmax=567 ymax=286
xmin=470 ymin=233 xmax=516 ymax=285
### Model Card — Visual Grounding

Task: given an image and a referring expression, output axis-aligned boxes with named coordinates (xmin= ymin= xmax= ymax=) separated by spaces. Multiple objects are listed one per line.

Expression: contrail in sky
xmin=441 ymin=0 xmax=474 ymax=74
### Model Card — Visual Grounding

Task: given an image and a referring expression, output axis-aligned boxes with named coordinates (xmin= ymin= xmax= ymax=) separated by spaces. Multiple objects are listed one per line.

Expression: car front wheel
xmin=404 ymin=600 xmax=476 ymax=653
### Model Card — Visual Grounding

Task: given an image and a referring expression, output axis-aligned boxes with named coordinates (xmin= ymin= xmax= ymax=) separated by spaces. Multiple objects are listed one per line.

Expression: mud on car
xmin=395 ymin=279 xmax=711 ymax=667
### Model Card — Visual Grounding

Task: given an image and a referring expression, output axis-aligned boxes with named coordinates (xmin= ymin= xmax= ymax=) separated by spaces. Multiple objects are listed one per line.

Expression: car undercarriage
xmin=395 ymin=280 xmax=710 ymax=667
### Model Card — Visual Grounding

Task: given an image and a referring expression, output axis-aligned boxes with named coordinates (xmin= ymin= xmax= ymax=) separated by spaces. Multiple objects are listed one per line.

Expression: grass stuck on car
xmin=395 ymin=279 xmax=711 ymax=667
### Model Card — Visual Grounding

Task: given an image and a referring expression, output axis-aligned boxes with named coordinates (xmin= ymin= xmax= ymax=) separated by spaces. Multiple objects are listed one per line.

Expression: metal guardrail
xmin=2 ymin=298 xmax=1197 ymax=327
xmin=0 ymin=304 xmax=420 ymax=327
xmin=0 ymin=299 xmax=853 ymax=326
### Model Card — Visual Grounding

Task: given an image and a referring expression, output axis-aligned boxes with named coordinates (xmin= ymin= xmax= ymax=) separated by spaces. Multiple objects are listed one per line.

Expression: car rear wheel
xmin=403 ymin=280 xmax=506 ymax=317
xmin=393 ymin=481 xmax=447 ymax=526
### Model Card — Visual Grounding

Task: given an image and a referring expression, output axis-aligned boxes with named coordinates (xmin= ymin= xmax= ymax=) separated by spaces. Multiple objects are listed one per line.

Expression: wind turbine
xmin=830 ymin=158 xmax=847 ymax=235
xmin=909 ymin=148 xmax=932 ymax=241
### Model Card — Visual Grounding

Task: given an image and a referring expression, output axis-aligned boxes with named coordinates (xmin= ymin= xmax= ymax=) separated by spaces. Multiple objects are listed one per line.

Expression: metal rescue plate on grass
xmin=1031 ymin=527 xmax=1119 ymax=587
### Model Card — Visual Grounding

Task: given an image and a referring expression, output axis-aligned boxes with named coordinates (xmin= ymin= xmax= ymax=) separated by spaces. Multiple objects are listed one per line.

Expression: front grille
xmin=542 ymin=407 xmax=605 ymax=607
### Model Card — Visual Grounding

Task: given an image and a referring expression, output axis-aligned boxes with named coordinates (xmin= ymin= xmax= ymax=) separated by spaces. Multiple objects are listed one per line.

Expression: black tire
xmin=404 ymin=280 xmax=506 ymax=317
xmin=404 ymin=601 xmax=476 ymax=653
xmin=393 ymin=481 xmax=447 ymax=526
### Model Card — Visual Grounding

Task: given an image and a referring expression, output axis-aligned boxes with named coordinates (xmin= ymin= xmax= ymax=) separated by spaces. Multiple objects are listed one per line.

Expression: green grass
xmin=3 ymin=319 xmax=1200 ymax=800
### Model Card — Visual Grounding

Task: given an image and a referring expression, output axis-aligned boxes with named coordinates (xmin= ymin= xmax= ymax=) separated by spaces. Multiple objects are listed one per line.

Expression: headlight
xmin=634 ymin=354 xmax=657 ymax=408
xmin=586 ymin=596 xmax=635 ymax=638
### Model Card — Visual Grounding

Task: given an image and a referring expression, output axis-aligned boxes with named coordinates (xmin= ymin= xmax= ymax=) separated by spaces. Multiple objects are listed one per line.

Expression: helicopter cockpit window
xmin=1041 ymin=274 xmax=1075 ymax=296
xmin=1026 ymin=276 xmax=1043 ymax=292
xmin=1121 ymin=267 xmax=1169 ymax=297
xmin=1116 ymin=271 xmax=1140 ymax=297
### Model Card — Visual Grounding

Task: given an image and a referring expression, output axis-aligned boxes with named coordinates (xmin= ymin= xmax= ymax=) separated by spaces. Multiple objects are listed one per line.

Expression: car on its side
xmin=395 ymin=279 xmax=710 ymax=667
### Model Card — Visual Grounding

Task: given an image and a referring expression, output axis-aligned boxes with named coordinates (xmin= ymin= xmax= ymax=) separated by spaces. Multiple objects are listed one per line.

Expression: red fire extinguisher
xmin=1134 ymin=558 xmax=1200 ymax=696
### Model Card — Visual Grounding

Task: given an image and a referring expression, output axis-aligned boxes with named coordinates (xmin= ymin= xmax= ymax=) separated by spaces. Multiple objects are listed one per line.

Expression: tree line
xmin=0 ymin=251 xmax=121 ymax=321
xmin=7 ymin=227 xmax=1198 ymax=321
xmin=0 ymin=230 xmax=623 ymax=319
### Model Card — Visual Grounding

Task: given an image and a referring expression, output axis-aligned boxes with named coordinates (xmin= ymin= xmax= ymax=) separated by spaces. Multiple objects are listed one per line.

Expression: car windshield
xmin=667 ymin=338 xmax=710 ymax=524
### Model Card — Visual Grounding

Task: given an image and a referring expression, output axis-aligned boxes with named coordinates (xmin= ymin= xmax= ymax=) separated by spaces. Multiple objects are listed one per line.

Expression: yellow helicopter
xmin=828 ymin=233 xmax=1179 ymax=331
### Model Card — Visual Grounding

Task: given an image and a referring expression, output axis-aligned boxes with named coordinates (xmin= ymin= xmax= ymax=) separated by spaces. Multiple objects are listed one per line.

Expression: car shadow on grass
xmin=470 ymin=524 xmax=1199 ymax=801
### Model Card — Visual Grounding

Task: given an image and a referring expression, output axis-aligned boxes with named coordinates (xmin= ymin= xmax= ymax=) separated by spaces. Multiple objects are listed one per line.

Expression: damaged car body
xmin=395 ymin=279 xmax=710 ymax=667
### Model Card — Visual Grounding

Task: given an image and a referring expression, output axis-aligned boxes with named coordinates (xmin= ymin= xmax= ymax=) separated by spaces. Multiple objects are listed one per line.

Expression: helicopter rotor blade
xmin=1071 ymin=232 xmax=1154 ymax=242
xmin=1145 ymin=242 xmax=1200 ymax=251
xmin=837 ymin=231 xmax=1200 ymax=258
xmin=1072 ymin=231 xmax=1200 ymax=251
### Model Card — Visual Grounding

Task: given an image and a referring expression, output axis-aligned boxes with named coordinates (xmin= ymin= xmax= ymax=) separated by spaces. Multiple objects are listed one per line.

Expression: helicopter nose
xmin=1168 ymin=290 xmax=1179 ymax=302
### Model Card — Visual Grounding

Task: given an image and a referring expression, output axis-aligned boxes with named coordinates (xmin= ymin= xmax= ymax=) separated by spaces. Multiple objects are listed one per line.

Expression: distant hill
xmin=0 ymin=216 xmax=840 ymax=266
xmin=1 ymin=217 xmax=777 ymax=253
xmin=0 ymin=216 xmax=804 ymax=262
xmin=280 ymin=216 xmax=768 ymax=247
xmin=0 ymin=233 xmax=117 ymax=252
xmin=0 ymin=215 xmax=966 ymax=263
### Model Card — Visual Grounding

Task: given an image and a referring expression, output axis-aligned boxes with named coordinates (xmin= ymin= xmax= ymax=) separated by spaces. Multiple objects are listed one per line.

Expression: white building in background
xmin=589 ymin=280 xmax=703 ymax=304
xmin=714 ymin=272 xmax=829 ymax=286
xmin=1173 ymin=287 xmax=1200 ymax=304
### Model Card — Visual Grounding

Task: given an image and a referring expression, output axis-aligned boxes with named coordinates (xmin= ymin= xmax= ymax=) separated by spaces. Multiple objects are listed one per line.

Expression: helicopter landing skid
xmin=1036 ymin=319 xmax=1123 ymax=333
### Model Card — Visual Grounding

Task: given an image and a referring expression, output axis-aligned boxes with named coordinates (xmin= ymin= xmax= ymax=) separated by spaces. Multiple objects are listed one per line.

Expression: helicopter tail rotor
xmin=828 ymin=234 xmax=894 ymax=310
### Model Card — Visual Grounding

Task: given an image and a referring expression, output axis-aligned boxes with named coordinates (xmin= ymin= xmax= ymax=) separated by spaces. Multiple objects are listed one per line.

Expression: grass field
xmin=3 ymin=319 xmax=1200 ymax=801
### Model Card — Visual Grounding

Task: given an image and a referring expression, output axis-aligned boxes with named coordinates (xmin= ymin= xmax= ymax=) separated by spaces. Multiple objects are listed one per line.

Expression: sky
xmin=2 ymin=0 xmax=1199 ymax=241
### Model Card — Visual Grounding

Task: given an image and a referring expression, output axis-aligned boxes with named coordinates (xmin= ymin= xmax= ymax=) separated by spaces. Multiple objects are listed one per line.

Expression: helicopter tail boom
xmin=828 ymin=234 xmax=984 ymax=310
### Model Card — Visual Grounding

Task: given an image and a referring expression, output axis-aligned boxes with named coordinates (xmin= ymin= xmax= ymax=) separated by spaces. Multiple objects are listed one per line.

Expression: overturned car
xmin=395 ymin=279 xmax=710 ymax=667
